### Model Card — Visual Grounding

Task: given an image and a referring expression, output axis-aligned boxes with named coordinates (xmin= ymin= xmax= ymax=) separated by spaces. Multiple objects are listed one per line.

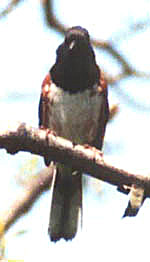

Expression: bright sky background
xmin=0 ymin=0 xmax=150 ymax=261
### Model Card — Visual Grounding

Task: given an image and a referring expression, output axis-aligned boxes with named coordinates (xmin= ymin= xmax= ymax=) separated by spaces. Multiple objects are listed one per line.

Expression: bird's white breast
xmin=47 ymin=83 xmax=103 ymax=145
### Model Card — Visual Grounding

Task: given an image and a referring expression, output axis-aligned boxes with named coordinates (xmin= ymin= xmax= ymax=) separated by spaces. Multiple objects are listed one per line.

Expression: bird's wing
xmin=38 ymin=73 xmax=53 ymax=166
xmin=91 ymin=70 xmax=109 ymax=150
xmin=38 ymin=73 xmax=51 ymax=128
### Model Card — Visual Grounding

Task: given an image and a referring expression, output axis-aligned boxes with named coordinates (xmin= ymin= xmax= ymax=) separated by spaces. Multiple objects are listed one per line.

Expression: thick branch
xmin=0 ymin=122 xmax=150 ymax=196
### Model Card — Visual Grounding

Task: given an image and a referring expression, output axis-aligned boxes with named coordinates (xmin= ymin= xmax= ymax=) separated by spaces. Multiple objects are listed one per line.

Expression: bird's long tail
xmin=48 ymin=166 xmax=82 ymax=242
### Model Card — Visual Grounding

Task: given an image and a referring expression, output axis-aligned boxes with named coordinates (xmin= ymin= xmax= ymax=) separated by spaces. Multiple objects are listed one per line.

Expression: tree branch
xmin=0 ymin=122 xmax=150 ymax=197
xmin=0 ymin=0 xmax=23 ymax=18
xmin=0 ymin=121 xmax=149 ymax=229
xmin=0 ymin=167 xmax=54 ymax=231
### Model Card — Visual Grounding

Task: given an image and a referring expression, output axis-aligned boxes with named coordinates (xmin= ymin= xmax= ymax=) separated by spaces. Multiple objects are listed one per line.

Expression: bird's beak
xmin=69 ymin=40 xmax=75 ymax=50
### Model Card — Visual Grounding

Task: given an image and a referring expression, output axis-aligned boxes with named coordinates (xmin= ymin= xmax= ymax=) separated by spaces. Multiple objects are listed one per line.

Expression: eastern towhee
xmin=39 ymin=26 xmax=109 ymax=242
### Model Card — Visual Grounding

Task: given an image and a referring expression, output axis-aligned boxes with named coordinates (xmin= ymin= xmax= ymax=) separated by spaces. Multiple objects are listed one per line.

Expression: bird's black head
xmin=56 ymin=26 xmax=93 ymax=61
xmin=64 ymin=26 xmax=90 ymax=50
xmin=66 ymin=26 xmax=90 ymax=40
xmin=51 ymin=26 xmax=99 ymax=93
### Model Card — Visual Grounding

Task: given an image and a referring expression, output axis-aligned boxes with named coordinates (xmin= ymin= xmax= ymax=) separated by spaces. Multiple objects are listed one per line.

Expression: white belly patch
xmin=47 ymin=83 xmax=103 ymax=144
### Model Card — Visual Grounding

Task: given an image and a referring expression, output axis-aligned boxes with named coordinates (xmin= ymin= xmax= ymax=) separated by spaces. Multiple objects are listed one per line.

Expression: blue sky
xmin=0 ymin=0 xmax=150 ymax=261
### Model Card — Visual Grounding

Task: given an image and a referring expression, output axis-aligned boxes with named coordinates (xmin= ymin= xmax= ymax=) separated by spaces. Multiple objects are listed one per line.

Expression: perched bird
xmin=39 ymin=26 xmax=109 ymax=242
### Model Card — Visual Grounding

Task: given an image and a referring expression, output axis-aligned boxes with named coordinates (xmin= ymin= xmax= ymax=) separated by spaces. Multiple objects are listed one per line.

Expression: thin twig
xmin=0 ymin=0 xmax=23 ymax=18
xmin=0 ymin=166 xmax=54 ymax=231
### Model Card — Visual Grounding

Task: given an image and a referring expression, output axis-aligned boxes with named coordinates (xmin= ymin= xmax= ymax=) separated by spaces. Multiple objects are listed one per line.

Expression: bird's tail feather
xmin=48 ymin=167 xmax=82 ymax=242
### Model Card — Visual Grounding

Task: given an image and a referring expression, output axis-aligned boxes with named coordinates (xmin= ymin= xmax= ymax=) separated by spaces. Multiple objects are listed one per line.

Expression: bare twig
xmin=0 ymin=166 xmax=54 ymax=231
xmin=0 ymin=0 xmax=23 ymax=18
xmin=42 ymin=0 xmax=66 ymax=34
